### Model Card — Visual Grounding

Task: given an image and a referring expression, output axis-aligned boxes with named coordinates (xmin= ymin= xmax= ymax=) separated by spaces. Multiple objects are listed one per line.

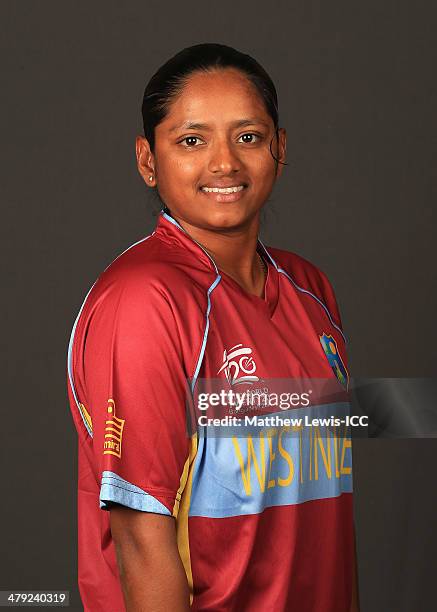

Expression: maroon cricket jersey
xmin=67 ymin=210 xmax=354 ymax=611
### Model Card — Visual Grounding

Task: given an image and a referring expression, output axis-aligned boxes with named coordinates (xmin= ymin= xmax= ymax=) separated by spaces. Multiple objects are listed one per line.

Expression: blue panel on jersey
xmin=189 ymin=402 xmax=353 ymax=518
xmin=100 ymin=471 xmax=171 ymax=515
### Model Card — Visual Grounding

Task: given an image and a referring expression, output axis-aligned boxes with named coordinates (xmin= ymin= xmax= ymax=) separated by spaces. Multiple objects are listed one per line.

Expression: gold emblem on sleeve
xmin=103 ymin=399 xmax=125 ymax=458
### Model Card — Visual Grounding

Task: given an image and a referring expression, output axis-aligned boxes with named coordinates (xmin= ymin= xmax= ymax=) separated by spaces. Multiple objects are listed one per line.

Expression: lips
xmin=201 ymin=185 xmax=245 ymax=194
xmin=201 ymin=180 xmax=248 ymax=191
xmin=199 ymin=183 xmax=248 ymax=203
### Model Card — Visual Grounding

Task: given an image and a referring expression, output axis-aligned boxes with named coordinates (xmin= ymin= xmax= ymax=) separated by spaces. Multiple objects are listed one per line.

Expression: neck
xmin=169 ymin=212 xmax=266 ymax=298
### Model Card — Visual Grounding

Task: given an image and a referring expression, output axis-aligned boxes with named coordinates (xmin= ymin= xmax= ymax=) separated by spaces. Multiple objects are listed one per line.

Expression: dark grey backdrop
xmin=1 ymin=1 xmax=436 ymax=611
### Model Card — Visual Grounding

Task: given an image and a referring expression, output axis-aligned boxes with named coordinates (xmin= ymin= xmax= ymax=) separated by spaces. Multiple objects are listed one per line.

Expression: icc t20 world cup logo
xmin=217 ymin=343 xmax=260 ymax=386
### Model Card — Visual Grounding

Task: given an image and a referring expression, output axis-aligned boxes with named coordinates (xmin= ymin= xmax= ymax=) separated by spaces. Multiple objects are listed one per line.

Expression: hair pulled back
xmin=141 ymin=43 xmax=281 ymax=160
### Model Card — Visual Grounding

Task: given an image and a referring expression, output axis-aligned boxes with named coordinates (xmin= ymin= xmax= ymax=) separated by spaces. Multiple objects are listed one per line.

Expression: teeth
xmin=202 ymin=185 xmax=245 ymax=194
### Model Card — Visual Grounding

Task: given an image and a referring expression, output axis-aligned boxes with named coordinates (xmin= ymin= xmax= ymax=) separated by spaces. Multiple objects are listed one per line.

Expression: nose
xmin=207 ymin=137 xmax=241 ymax=175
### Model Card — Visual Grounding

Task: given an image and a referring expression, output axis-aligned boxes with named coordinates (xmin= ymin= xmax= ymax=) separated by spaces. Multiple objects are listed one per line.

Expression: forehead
xmin=160 ymin=68 xmax=271 ymax=128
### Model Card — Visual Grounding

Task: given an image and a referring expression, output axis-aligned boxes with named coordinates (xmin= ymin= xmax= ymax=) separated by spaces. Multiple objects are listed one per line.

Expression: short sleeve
xmin=74 ymin=274 xmax=192 ymax=516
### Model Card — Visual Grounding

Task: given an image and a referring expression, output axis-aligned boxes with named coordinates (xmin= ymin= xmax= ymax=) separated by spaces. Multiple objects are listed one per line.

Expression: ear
xmin=136 ymin=136 xmax=156 ymax=187
xmin=275 ymin=128 xmax=287 ymax=178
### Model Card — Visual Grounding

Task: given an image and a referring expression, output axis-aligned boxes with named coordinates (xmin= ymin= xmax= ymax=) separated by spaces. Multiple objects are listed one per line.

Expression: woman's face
xmin=137 ymin=68 xmax=286 ymax=232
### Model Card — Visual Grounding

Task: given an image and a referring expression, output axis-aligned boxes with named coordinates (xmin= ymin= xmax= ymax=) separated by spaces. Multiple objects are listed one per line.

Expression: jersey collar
xmin=155 ymin=211 xmax=219 ymax=272
xmin=154 ymin=210 xmax=280 ymax=316
xmin=155 ymin=210 xmax=278 ymax=269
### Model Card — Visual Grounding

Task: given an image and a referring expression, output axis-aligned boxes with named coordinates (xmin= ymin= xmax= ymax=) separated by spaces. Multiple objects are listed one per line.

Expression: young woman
xmin=67 ymin=43 xmax=359 ymax=611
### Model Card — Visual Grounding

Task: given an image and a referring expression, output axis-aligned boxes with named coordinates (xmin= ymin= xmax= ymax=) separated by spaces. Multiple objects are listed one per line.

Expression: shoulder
xmin=70 ymin=233 xmax=217 ymax=390
xmin=77 ymin=232 xmax=212 ymax=329
xmin=265 ymin=245 xmax=343 ymax=329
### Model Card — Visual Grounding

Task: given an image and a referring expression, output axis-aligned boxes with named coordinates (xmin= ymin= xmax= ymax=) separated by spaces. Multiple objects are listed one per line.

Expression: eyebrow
xmin=169 ymin=118 xmax=270 ymax=133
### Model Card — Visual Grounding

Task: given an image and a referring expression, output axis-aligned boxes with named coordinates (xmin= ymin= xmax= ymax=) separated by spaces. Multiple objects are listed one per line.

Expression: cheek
xmin=162 ymin=155 xmax=200 ymax=187
xmin=249 ymin=150 xmax=277 ymax=186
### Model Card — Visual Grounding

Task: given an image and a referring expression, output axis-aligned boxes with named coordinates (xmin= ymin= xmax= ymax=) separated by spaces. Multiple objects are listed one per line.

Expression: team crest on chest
xmin=218 ymin=343 xmax=259 ymax=386
xmin=319 ymin=333 xmax=349 ymax=389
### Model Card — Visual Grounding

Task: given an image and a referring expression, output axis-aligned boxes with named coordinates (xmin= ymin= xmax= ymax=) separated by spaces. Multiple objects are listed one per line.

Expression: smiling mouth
xmin=201 ymin=185 xmax=246 ymax=194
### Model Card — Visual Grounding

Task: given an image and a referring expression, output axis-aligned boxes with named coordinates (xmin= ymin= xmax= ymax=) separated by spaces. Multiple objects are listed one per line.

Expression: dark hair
xmin=141 ymin=43 xmax=283 ymax=165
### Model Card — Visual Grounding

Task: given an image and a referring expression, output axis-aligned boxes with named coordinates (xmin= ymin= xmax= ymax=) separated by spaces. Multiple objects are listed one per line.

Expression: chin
xmin=203 ymin=208 xmax=255 ymax=231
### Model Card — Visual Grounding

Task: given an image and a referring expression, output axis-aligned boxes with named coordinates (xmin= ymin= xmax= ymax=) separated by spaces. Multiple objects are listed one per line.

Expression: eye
xmin=180 ymin=136 xmax=205 ymax=147
xmin=238 ymin=133 xmax=260 ymax=144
